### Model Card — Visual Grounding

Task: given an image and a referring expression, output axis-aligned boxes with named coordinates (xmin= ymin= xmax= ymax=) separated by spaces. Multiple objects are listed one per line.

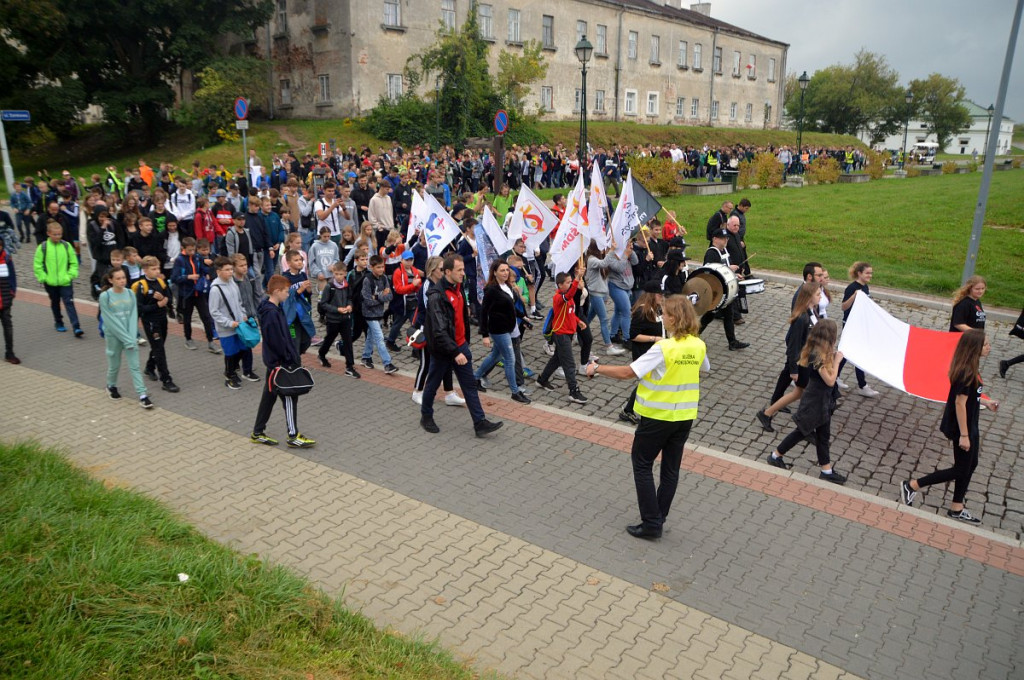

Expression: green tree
xmin=909 ymin=74 xmax=972 ymax=151
xmin=496 ymin=41 xmax=548 ymax=112
xmin=0 ymin=0 xmax=272 ymax=143
xmin=176 ymin=57 xmax=270 ymax=143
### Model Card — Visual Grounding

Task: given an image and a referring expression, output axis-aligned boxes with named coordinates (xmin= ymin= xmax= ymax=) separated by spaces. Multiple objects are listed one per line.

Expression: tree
xmin=909 ymin=74 xmax=972 ymax=151
xmin=176 ymin=57 xmax=270 ymax=143
xmin=0 ymin=0 xmax=272 ymax=143
xmin=496 ymin=41 xmax=548 ymax=112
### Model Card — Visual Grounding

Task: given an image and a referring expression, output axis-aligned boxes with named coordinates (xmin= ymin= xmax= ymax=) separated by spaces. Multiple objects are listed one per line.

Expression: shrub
xmin=906 ymin=166 xmax=922 ymax=178
xmin=865 ymin=150 xmax=887 ymax=180
xmin=941 ymin=161 xmax=957 ymax=174
xmin=737 ymin=152 xmax=783 ymax=189
xmin=1013 ymin=157 xmax=1022 ymax=169
xmin=806 ymin=156 xmax=841 ymax=185
xmin=363 ymin=95 xmax=435 ymax=146
xmin=627 ymin=155 xmax=685 ymax=196
xmin=967 ymin=161 xmax=979 ymax=173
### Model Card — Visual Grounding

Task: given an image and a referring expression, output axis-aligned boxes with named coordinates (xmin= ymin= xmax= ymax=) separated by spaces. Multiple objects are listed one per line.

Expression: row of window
xmin=280 ymin=74 xmax=404 ymax=105
xmin=539 ymin=86 xmax=772 ymax=122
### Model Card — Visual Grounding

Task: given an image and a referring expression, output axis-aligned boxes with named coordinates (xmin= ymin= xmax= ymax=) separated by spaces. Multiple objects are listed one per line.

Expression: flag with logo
xmin=609 ymin=169 xmax=642 ymax=258
xmin=507 ymin=185 xmax=560 ymax=251
xmin=588 ymin=163 xmax=610 ymax=250
xmin=480 ymin=206 xmax=514 ymax=255
xmin=405 ymin=190 xmax=431 ymax=246
xmin=630 ymin=174 xmax=663 ymax=227
xmin=548 ymin=175 xmax=590 ymax=275
xmin=421 ymin=192 xmax=462 ymax=257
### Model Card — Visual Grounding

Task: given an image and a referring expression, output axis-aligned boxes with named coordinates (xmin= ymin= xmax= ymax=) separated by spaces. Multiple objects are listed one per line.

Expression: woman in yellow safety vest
xmin=587 ymin=294 xmax=708 ymax=540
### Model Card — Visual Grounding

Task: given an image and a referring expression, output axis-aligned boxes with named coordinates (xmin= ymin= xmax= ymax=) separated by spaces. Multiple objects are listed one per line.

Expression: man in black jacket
xmin=704 ymin=200 xmax=734 ymax=243
xmin=698 ymin=229 xmax=749 ymax=350
xmin=420 ymin=253 xmax=503 ymax=437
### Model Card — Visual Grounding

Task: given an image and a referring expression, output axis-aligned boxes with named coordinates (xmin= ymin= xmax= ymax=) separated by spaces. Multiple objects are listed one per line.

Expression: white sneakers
xmin=836 ymin=379 xmax=850 ymax=389
xmin=412 ymin=390 xmax=465 ymax=406
xmin=858 ymin=385 xmax=880 ymax=398
xmin=411 ymin=390 xmax=423 ymax=405
xmin=605 ymin=344 xmax=626 ymax=356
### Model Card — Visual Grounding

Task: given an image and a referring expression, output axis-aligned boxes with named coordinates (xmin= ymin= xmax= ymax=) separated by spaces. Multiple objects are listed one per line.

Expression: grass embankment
xmin=533 ymin=170 xmax=1024 ymax=309
xmin=0 ymin=441 xmax=491 ymax=680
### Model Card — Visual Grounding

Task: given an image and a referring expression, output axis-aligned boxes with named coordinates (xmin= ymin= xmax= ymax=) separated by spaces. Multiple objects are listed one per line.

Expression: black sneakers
xmin=511 ymin=391 xmax=531 ymax=404
xmin=536 ymin=378 xmax=556 ymax=392
xmin=568 ymin=390 xmax=588 ymax=404
xmin=345 ymin=367 xmax=361 ymax=379
xmin=361 ymin=358 xmax=375 ymax=370
xmin=766 ymin=453 xmax=792 ymax=469
xmin=162 ymin=381 xmax=180 ymax=393
xmin=139 ymin=396 xmax=154 ymax=409
xmin=225 ymin=375 xmax=242 ymax=390
xmin=383 ymin=363 xmax=399 ymax=375
xmin=947 ymin=508 xmax=981 ymax=524
xmin=319 ymin=355 xmax=331 ymax=368
xmin=107 ymin=385 xmax=122 ymax=400
xmin=819 ymin=468 xmax=847 ymax=485
xmin=728 ymin=340 xmax=750 ymax=350
xmin=420 ymin=416 xmax=440 ymax=434
xmin=474 ymin=419 xmax=504 ymax=437
xmin=242 ymin=371 xmax=261 ymax=382
xmin=756 ymin=409 xmax=774 ymax=432
xmin=999 ymin=360 xmax=1009 ymax=379
xmin=144 ymin=367 xmax=158 ymax=381
xmin=899 ymin=480 xmax=917 ymax=506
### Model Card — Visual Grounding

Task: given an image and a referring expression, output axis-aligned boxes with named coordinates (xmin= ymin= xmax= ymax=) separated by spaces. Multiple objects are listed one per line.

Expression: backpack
xmin=40 ymin=240 xmax=74 ymax=276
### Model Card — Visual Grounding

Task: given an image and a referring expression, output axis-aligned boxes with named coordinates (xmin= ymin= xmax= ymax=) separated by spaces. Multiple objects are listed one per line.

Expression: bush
xmin=174 ymin=57 xmax=268 ymax=145
xmin=1013 ymin=157 xmax=1022 ymax=169
xmin=805 ymin=156 xmax=841 ymax=185
xmin=865 ymin=150 xmax=887 ymax=180
xmin=941 ymin=161 xmax=957 ymax=174
xmin=627 ymin=155 xmax=686 ymax=196
xmin=967 ymin=161 xmax=979 ymax=173
xmin=736 ymin=152 xmax=783 ymax=189
xmin=363 ymin=95 xmax=436 ymax=146
xmin=906 ymin=166 xmax=922 ymax=178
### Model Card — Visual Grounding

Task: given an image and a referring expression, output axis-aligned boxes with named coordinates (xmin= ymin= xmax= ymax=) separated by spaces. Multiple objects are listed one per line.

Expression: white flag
xmin=588 ymin=163 xmax=609 ymax=250
xmin=548 ymin=175 xmax=590 ymax=275
xmin=480 ymin=206 xmax=514 ymax=255
xmin=609 ymin=170 xmax=642 ymax=258
xmin=405 ymin=190 xmax=430 ymax=246
xmin=508 ymin=185 xmax=559 ymax=251
xmin=422 ymin=192 xmax=462 ymax=257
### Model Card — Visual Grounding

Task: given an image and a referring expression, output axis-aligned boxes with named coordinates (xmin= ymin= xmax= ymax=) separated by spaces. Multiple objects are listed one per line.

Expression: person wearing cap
xmin=386 ymin=249 xmax=423 ymax=349
xmin=660 ymin=248 xmax=688 ymax=296
xmin=724 ymin=215 xmax=749 ymax=325
xmin=587 ymin=294 xmax=709 ymax=539
xmin=699 ymin=228 xmax=749 ymax=350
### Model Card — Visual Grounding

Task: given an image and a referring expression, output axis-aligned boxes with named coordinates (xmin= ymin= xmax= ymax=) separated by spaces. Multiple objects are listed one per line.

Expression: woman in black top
xmin=757 ymin=282 xmax=820 ymax=432
xmin=999 ymin=307 xmax=1024 ymax=379
xmin=900 ymin=329 xmax=998 ymax=523
xmin=837 ymin=261 xmax=880 ymax=396
xmin=619 ymin=280 xmax=665 ymax=424
xmin=766 ymin=319 xmax=846 ymax=484
xmin=949 ymin=275 xmax=986 ymax=332
xmin=474 ymin=259 xmax=530 ymax=403
xmin=659 ymin=250 xmax=688 ymax=297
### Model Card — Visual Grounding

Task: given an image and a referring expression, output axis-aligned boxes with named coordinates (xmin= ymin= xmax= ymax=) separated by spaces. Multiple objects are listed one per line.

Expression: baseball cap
xmin=712 ymin=228 xmax=729 ymax=239
xmin=401 ymin=250 xmax=414 ymax=260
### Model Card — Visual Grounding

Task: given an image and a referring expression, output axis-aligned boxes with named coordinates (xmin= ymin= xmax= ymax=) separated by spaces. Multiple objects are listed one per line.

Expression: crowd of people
xmin=0 ymin=139 xmax=1018 ymax=536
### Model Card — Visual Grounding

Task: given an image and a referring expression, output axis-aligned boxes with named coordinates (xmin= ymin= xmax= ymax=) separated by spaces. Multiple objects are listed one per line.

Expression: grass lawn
xmin=532 ymin=171 xmax=1024 ymax=309
xmin=0 ymin=441 xmax=496 ymax=680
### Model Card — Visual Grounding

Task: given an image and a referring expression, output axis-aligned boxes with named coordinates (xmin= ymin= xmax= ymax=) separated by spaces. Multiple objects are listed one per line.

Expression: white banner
xmin=588 ymin=163 xmax=609 ymax=250
xmin=422 ymin=192 xmax=462 ymax=257
xmin=405 ymin=190 xmax=430 ymax=246
xmin=480 ymin=205 xmax=514 ymax=255
xmin=548 ymin=175 xmax=590 ymax=275
xmin=508 ymin=185 xmax=560 ymax=251
xmin=609 ymin=169 xmax=641 ymax=258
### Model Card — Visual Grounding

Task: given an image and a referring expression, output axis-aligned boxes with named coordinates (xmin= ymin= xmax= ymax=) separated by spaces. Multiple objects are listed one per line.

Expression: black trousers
xmin=181 ymin=294 xmax=214 ymax=341
xmin=916 ymin=439 xmax=979 ymax=504
xmin=414 ymin=346 xmax=453 ymax=392
xmin=539 ymin=333 xmax=578 ymax=392
xmin=770 ymin=364 xmax=795 ymax=405
xmin=777 ymin=420 xmax=832 ymax=466
xmin=1 ymin=305 xmax=13 ymax=357
xmin=141 ymin=315 xmax=171 ymax=383
xmin=699 ymin=299 xmax=737 ymax=344
xmin=632 ymin=417 xmax=693 ymax=529
xmin=320 ymin=318 xmax=355 ymax=368
xmin=253 ymin=369 xmax=298 ymax=437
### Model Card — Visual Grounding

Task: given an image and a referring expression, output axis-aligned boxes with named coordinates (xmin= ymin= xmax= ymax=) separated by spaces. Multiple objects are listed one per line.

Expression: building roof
xmin=600 ymin=0 xmax=789 ymax=47
xmin=962 ymin=99 xmax=1015 ymax=122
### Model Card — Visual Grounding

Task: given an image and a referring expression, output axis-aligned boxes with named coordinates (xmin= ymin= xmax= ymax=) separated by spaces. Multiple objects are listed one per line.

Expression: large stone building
xmin=243 ymin=0 xmax=788 ymax=128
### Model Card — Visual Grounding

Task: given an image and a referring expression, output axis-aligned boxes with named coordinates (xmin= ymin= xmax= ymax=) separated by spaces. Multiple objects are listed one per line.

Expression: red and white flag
xmin=838 ymin=293 xmax=961 ymax=402
xmin=507 ymin=185 xmax=559 ymax=251
xmin=548 ymin=175 xmax=590 ymax=275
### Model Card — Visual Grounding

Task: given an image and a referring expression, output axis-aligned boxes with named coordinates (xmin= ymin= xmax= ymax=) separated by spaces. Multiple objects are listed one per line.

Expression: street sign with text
xmin=235 ymin=120 xmax=249 ymax=130
xmin=1 ymin=110 xmax=31 ymax=122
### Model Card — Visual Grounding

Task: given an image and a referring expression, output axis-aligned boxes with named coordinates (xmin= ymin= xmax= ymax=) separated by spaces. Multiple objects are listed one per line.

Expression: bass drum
xmin=683 ymin=263 xmax=739 ymax=315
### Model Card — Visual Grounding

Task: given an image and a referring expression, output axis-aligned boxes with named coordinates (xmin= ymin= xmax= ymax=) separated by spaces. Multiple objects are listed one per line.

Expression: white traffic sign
xmin=235 ymin=120 xmax=249 ymax=130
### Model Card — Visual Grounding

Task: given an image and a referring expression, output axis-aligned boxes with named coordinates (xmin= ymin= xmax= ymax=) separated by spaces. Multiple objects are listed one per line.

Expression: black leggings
xmin=414 ymin=347 xmax=452 ymax=392
xmin=777 ymin=420 xmax=832 ymax=466
xmin=916 ymin=440 xmax=979 ymax=504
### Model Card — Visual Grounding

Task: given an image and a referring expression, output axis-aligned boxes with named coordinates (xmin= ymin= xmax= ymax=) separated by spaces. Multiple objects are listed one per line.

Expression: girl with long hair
xmin=837 ymin=261 xmax=880 ymax=396
xmin=99 ymin=268 xmax=153 ymax=409
xmin=949 ymin=275 xmax=986 ymax=333
xmin=766 ymin=319 xmax=846 ymax=484
xmin=474 ymin=259 xmax=531 ymax=403
xmin=900 ymin=329 xmax=999 ymax=523
xmin=584 ymin=241 xmax=625 ymax=356
xmin=757 ymin=282 xmax=820 ymax=432
xmin=619 ymin=280 xmax=665 ymax=424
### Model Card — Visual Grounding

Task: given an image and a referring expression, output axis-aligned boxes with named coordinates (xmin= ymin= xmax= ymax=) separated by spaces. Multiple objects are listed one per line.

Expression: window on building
xmin=693 ymin=43 xmax=702 ymax=70
xmin=747 ymin=54 xmax=756 ymax=78
xmin=542 ymin=15 xmax=554 ymax=48
xmin=596 ymin=24 xmax=607 ymax=54
xmin=318 ymin=74 xmax=331 ymax=102
xmin=647 ymin=92 xmax=659 ymax=115
xmin=595 ymin=89 xmax=605 ymax=112
xmin=676 ymin=97 xmax=685 ymax=116
xmin=729 ymin=102 xmax=737 ymax=120
xmin=628 ymin=31 xmax=637 ymax=59
xmin=441 ymin=0 xmax=455 ymax=31
xmin=625 ymin=89 xmax=637 ymax=115
xmin=732 ymin=50 xmax=740 ymax=76
xmin=745 ymin=103 xmax=753 ymax=122
xmin=540 ymin=86 xmax=553 ymax=111
xmin=765 ymin=103 xmax=772 ymax=124
xmin=387 ymin=74 xmax=403 ymax=101
xmin=713 ymin=47 xmax=722 ymax=74
xmin=276 ymin=0 xmax=287 ymax=32
xmin=650 ymin=35 xmax=660 ymax=64
xmin=576 ymin=20 xmax=587 ymax=45
xmin=478 ymin=4 xmax=493 ymax=38
xmin=768 ymin=58 xmax=776 ymax=82
xmin=507 ymin=8 xmax=520 ymax=43
xmin=383 ymin=0 xmax=400 ymax=27
xmin=711 ymin=100 xmax=719 ymax=119
xmin=574 ymin=88 xmax=582 ymax=113
xmin=280 ymin=79 xmax=291 ymax=106
xmin=691 ymin=97 xmax=699 ymax=118
xmin=677 ymin=40 xmax=687 ymax=67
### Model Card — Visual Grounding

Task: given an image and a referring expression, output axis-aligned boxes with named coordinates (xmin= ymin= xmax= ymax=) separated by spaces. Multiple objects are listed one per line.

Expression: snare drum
xmin=683 ymin=263 xmax=739 ymax=314
xmin=739 ymin=278 xmax=765 ymax=295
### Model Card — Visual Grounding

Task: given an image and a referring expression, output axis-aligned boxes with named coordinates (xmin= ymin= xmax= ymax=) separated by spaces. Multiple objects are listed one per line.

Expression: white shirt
xmin=315 ymin=197 xmax=343 ymax=236
xmin=170 ymin=190 xmax=196 ymax=221
xmin=629 ymin=342 xmax=711 ymax=381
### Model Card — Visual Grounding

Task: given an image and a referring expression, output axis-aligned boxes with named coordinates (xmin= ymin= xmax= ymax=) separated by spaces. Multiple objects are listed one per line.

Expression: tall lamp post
xmin=984 ymin=103 xmax=995 ymax=156
xmin=435 ymin=76 xmax=441 ymax=152
xmin=901 ymin=89 xmax=913 ymax=170
xmin=796 ymin=71 xmax=809 ymax=155
xmin=575 ymin=35 xmax=593 ymax=176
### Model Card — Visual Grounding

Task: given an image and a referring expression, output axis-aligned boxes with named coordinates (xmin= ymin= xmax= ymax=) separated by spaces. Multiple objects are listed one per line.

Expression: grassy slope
xmin=0 ymin=441 xmax=493 ymax=680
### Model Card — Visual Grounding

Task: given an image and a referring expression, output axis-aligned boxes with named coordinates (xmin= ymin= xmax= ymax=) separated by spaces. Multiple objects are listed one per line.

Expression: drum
xmin=739 ymin=278 xmax=765 ymax=295
xmin=683 ymin=263 xmax=739 ymax=315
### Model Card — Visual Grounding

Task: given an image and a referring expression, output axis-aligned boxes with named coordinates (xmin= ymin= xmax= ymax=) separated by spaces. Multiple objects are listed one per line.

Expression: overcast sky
xmin=711 ymin=0 xmax=1023 ymax=122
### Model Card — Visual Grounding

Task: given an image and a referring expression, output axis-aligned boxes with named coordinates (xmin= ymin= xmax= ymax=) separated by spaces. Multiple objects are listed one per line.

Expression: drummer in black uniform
xmin=699 ymin=228 xmax=749 ymax=350
xmin=725 ymin=216 xmax=750 ymax=325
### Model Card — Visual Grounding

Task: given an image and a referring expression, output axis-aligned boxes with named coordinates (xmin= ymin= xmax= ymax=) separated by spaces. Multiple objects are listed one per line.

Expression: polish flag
xmin=838 ymin=293 xmax=961 ymax=402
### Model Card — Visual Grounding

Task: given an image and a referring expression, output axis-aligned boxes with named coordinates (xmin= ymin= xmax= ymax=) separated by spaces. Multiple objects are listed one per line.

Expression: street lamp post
xmin=901 ymin=89 xmax=913 ymax=170
xmin=435 ymin=76 xmax=441 ymax=152
xmin=984 ymin=103 xmax=994 ymax=156
xmin=575 ymin=35 xmax=593 ymax=178
xmin=797 ymin=71 xmax=809 ymax=155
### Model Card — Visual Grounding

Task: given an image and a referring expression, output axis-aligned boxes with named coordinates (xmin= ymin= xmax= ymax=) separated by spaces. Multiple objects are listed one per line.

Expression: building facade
xmin=242 ymin=0 xmax=788 ymax=129
xmin=858 ymin=100 xmax=1015 ymax=156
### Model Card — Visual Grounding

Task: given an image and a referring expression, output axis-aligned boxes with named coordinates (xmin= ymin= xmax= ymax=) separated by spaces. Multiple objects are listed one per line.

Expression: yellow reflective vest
xmin=634 ymin=334 xmax=706 ymax=422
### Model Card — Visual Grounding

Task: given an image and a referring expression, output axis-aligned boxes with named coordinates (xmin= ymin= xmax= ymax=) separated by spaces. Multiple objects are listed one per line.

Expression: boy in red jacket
xmin=386 ymin=250 xmax=422 ymax=351
xmin=536 ymin=271 xmax=588 ymax=404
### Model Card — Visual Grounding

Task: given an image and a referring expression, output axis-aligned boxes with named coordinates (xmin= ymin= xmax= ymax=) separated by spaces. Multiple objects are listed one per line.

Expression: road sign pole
xmin=0 ymin=118 xmax=14 ymax=196
xmin=242 ymin=129 xmax=248 ymax=186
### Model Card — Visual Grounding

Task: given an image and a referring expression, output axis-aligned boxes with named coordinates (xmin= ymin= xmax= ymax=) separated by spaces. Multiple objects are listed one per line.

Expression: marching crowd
xmin=0 ymin=140 xmax=1020 ymax=536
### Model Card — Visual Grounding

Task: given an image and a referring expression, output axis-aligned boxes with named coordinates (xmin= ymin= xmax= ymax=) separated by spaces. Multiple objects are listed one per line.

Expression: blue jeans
xmin=475 ymin=332 xmax=521 ymax=395
xmin=422 ymin=343 xmax=486 ymax=422
xmin=361 ymin=319 xmax=392 ymax=364
xmin=608 ymin=284 xmax=632 ymax=339
xmin=586 ymin=293 xmax=611 ymax=345
xmin=44 ymin=284 xmax=81 ymax=329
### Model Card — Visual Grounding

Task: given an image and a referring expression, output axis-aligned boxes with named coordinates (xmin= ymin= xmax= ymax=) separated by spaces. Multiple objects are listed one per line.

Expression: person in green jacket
xmin=33 ymin=220 xmax=83 ymax=336
xmin=99 ymin=267 xmax=152 ymax=408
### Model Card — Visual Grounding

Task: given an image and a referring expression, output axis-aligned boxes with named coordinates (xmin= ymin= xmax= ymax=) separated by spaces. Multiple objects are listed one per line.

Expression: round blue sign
xmin=234 ymin=97 xmax=249 ymax=121
xmin=494 ymin=109 xmax=509 ymax=134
